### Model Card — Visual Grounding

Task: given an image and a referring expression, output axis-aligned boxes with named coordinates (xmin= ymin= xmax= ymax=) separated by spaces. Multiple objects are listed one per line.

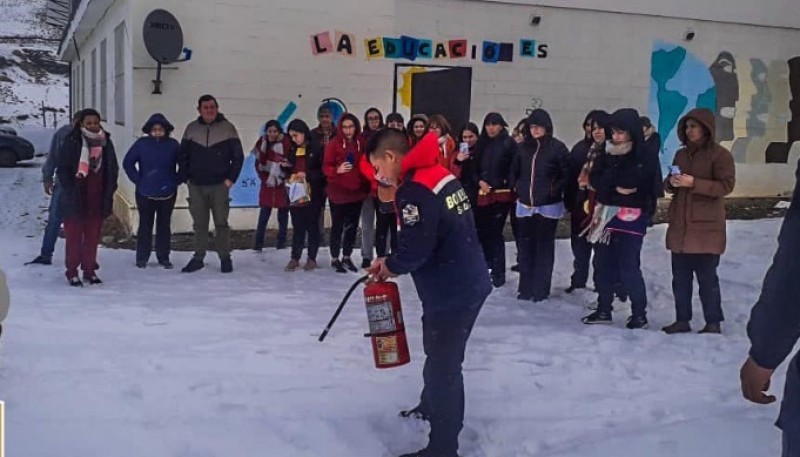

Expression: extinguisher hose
xmin=318 ymin=275 xmax=370 ymax=342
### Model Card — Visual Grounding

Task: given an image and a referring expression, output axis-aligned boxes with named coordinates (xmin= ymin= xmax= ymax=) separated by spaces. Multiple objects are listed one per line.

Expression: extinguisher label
xmin=367 ymin=301 xmax=396 ymax=333
xmin=376 ymin=335 xmax=399 ymax=365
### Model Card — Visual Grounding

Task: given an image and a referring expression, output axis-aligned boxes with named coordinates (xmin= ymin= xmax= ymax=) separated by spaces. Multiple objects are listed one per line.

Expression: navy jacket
xmin=510 ymin=136 xmax=570 ymax=207
xmin=386 ymin=133 xmax=492 ymax=312
xmin=477 ymin=130 xmax=516 ymax=190
xmin=123 ymin=114 xmax=180 ymax=198
xmin=747 ymin=160 xmax=800 ymax=370
xmin=589 ymin=109 xmax=659 ymax=210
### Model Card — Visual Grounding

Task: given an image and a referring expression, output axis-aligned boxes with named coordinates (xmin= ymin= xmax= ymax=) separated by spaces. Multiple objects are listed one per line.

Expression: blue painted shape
xmin=230 ymin=153 xmax=259 ymax=208
xmin=277 ymin=101 xmax=297 ymax=129
xmin=649 ymin=40 xmax=717 ymax=174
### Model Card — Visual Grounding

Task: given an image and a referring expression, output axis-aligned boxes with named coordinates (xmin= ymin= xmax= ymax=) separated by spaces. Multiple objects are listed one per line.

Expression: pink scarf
xmin=77 ymin=128 xmax=106 ymax=178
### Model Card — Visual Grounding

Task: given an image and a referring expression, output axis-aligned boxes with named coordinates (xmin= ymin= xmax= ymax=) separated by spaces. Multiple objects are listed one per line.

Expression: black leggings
xmin=330 ymin=201 xmax=363 ymax=259
xmin=375 ymin=199 xmax=398 ymax=258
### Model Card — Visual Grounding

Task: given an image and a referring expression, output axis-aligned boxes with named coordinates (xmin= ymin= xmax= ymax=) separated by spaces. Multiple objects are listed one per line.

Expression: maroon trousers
xmin=64 ymin=216 xmax=103 ymax=278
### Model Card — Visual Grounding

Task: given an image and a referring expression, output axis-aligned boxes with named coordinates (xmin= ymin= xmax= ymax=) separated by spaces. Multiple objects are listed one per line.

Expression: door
xmin=410 ymin=67 xmax=472 ymax=134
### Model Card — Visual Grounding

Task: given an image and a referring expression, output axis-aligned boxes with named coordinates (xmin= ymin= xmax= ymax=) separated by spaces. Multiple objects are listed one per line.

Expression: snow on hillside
xmin=0 ymin=0 xmax=69 ymax=128
xmin=0 ymin=158 xmax=795 ymax=456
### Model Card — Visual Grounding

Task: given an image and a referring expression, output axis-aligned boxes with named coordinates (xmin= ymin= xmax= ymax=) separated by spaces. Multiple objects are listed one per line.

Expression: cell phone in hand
xmin=346 ymin=152 xmax=355 ymax=165
xmin=459 ymin=142 xmax=469 ymax=155
xmin=670 ymin=165 xmax=681 ymax=176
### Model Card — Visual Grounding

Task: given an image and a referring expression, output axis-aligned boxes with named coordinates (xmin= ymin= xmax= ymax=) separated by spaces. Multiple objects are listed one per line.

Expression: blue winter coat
xmin=123 ymin=114 xmax=180 ymax=198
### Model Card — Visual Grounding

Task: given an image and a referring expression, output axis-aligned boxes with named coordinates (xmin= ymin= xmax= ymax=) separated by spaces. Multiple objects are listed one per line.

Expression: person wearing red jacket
xmin=359 ymin=150 xmax=398 ymax=261
xmin=253 ymin=120 xmax=292 ymax=251
xmin=428 ymin=114 xmax=457 ymax=171
xmin=323 ymin=113 xmax=368 ymax=273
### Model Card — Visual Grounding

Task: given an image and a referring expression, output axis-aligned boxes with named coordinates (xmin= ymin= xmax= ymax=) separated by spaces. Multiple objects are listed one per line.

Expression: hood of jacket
xmin=527 ymin=109 xmax=554 ymax=136
xmin=141 ymin=113 xmax=175 ymax=135
xmin=608 ymin=108 xmax=645 ymax=152
xmin=677 ymin=108 xmax=716 ymax=148
xmin=401 ymin=132 xmax=440 ymax=179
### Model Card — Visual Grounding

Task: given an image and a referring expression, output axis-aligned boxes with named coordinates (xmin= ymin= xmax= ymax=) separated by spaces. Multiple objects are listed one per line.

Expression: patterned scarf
xmin=77 ymin=128 xmax=106 ymax=178
xmin=258 ymin=138 xmax=286 ymax=188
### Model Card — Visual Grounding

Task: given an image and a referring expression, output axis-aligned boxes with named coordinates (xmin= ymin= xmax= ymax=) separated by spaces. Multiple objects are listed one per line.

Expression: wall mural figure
xmin=709 ymin=52 xmax=739 ymax=142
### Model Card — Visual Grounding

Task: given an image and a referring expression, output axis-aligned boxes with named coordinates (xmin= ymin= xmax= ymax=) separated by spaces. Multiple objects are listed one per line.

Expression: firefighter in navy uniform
xmin=367 ymin=129 xmax=492 ymax=457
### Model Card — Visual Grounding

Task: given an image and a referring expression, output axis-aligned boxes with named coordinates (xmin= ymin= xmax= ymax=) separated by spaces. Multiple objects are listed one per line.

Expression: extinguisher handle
xmin=318 ymin=275 xmax=370 ymax=342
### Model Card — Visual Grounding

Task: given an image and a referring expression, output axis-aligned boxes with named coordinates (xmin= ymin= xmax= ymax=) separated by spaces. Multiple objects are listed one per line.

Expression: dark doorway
xmin=394 ymin=65 xmax=472 ymax=134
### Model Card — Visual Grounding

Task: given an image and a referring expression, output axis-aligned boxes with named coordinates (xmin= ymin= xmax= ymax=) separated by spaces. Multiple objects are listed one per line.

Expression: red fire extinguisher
xmin=319 ymin=276 xmax=411 ymax=369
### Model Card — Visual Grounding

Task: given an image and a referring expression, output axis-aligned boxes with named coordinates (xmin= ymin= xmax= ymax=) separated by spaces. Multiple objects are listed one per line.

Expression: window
xmin=114 ymin=22 xmax=126 ymax=126
xmin=90 ymin=48 xmax=97 ymax=109
xmin=100 ymin=39 xmax=107 ymax=119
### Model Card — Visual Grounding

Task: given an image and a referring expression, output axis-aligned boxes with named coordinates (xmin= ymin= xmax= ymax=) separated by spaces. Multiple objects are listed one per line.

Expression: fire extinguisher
xmin=319 ymin=275 xmax=411 ymax=369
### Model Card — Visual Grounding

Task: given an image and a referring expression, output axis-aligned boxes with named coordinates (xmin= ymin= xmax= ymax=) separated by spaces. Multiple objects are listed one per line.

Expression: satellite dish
xmin=143 ymin=9 xmax=184 ymax=64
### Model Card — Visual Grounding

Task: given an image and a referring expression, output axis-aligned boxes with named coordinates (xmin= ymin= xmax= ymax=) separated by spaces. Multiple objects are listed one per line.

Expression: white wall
xmin=96 ymin=0 xmax=800 ymax=231
xmin=480 ymin=0 xmax=800 ymax=30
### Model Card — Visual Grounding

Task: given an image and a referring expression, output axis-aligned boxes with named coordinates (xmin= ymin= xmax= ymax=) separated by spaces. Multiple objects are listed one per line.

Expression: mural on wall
xmin=709 ymin=52 xmax=738 ymax=142
xmin=310 ymin=30 xmax=549 ymax=64
xmin=649 ymin=40 xmax=716 ymax=172
xmin=649 ymin=41 xmax=800 ymax=174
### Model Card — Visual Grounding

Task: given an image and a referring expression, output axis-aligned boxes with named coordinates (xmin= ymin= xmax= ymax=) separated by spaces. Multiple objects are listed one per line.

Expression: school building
xmin=49 ymin=0 xmax=800 ymax=232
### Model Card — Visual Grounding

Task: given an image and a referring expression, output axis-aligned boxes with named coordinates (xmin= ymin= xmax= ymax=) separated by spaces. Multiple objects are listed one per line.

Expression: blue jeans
xmin=254 ymin=207 xmax=289 ymax=250
xmin=40 ymin=184 xmax=63 ymax=259
xmin=418 ymin=303 xmax=483 ymax=457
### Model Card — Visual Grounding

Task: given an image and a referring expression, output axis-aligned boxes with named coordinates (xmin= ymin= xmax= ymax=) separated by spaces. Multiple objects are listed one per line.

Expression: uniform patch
xmin=402 ymin=204 xmax=420 ymax=226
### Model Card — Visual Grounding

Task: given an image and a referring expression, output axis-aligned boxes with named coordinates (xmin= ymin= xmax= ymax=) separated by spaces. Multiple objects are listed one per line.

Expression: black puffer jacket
xmin=589 ymin=109 xmax=659 ymax=209
xmin=565 ymin=110 xmax=606 ymax=209
xmin=57 ymin=129 xmax=119 ymax=219
xmin=476 ymin=129 xmax=516 ymax=190
xmin=510 ymin=110 xmax=570 ymax=208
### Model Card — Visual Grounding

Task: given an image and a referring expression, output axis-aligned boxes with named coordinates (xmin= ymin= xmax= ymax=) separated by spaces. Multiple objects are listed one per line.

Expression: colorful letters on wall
xmin=310 ymin=31 xmax=549 ymax=63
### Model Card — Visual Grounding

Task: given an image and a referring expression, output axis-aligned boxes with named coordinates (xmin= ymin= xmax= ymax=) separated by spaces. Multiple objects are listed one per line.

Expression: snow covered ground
xmin=0 ymin=161 xmax=794 ymax=456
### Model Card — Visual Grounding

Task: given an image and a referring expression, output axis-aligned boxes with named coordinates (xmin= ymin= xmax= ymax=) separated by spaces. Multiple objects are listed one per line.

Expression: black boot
xmin=220 ymin=258 xmax=233 ymax=273
xmin=26 ymin=255 xmax=52 ymax=266
xmin=581 ymin=311 xmax=612 ymax=325
xmin=341 ymin=257 xmax=358 ymax=272
xmin=181 ymin=258 xmax=205 ymax=273
xmin=331 ymin=259 xmax=347 ymax=273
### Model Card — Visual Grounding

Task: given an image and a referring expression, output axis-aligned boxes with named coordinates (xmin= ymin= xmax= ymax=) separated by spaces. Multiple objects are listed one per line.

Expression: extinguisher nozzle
xmin=318 ymin=275 xmax=370 ymax=343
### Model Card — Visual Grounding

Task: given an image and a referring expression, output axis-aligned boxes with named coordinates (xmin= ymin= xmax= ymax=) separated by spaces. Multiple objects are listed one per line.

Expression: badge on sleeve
xmin=402 ymin=203 xmax=420 ymax=226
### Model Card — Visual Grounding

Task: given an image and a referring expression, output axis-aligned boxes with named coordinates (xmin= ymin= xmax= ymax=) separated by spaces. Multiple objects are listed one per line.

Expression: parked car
xmin=0 ymin=129 xmax=35 ymax=167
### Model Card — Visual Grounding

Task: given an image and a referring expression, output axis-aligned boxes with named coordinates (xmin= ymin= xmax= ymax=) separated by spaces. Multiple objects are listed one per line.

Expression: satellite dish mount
xmin=143 ymin=9 xmax=192 ymax=95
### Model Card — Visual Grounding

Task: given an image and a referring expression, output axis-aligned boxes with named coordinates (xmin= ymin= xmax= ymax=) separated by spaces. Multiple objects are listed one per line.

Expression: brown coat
xmin=665 ymin=109 xmax=736 ymax=255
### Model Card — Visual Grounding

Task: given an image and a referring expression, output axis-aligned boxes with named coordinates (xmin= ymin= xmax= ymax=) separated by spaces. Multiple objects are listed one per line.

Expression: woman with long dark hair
xmin=284 ymin=119 xmax=327 ymax=271
xmin=253 ymin=120 xmax=292 ymax=251
xmin=428 ymin=114 xmax=457 ymax=170
xmin=323 ymin=113 xmax=368 ymax=273
xmin=451 ymin=122 xmax=480 ymax=209
xmin=57 ymin=109 xmax=119 ymax=286
xmin=359 ymin=107 xmax=385 ymax=267
xmin=407 ymin=114 xmax=429 ymax=147
xmin=475 ymin=112 xmax=517 ymax=287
